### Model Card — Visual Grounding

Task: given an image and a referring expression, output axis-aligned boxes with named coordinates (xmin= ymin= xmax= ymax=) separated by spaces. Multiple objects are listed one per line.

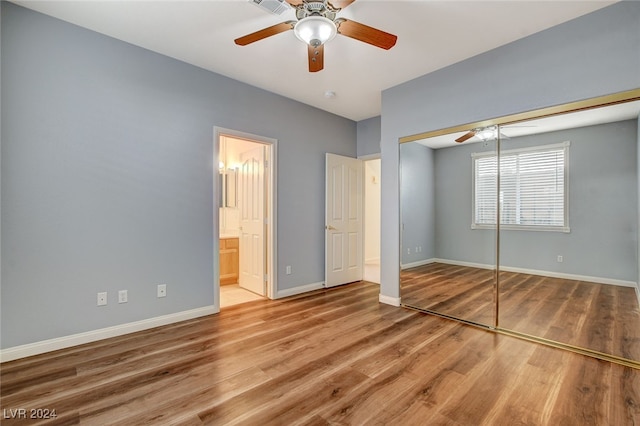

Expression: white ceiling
xmin=13 ymin=0 xmax=618 ymax=121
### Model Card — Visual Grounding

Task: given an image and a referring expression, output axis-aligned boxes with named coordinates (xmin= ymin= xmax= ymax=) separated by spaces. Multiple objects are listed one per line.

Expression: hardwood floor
xmin=1 ymin=280 xmax=639 ymax=425
xmin=402 ymin=262 xmax=640 ymax=362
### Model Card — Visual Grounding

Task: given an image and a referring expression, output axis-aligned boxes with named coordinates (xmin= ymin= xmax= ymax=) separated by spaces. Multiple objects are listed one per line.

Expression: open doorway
xmin=323 ymin=154 xmax=379 ymax=287
xmin=363 ymin=158 xmax=381 ymax=283
xmin=216 ymin=128 xmax=276 ymax=308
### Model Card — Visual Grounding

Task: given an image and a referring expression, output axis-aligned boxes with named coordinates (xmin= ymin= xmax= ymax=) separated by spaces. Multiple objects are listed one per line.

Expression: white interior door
xmin=325 ymin=153 xmax=363 ymax=288
xmin=239 ymin=145 xmax=265 ymax=295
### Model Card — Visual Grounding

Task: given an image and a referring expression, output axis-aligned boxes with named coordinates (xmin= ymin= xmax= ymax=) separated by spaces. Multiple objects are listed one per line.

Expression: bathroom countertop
xmin=220 ymin=233 xmax=239 ymax=239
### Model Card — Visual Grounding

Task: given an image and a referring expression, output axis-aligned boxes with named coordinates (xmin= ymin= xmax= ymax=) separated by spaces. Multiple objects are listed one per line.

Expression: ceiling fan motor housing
xmin=295 ymin=1 xmax=339 ymax=21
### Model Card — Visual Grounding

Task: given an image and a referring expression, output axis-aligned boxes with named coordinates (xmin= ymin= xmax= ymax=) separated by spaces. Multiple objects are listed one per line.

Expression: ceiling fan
xmin=234 ymin=0 xmax=398 ymax=72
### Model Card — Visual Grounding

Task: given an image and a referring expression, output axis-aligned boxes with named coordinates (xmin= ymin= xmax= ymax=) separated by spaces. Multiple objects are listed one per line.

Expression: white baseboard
xmin=0 ymin=306 xmax=218 ymax=363
xmin=431 ymin=258 xmax=494 ymax=271
xmin=433 ymin=258 xmax=637 ymax=288
xmin=275 ymin=281 xmax=325 ymax=299
xmin=401 ymin=258 xmax=436 ymax=270
xmin=379 ymin=294 xmax=401 ymax=307
xmin=501 ymin=265 xmax=636 ymax=288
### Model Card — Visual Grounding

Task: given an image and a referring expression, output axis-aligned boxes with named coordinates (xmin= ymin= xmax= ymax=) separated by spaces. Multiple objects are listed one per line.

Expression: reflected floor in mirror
xmin=401 ymin=263 xmax=496 ymax=326
xmin=402 ymin=262 xmax=640 ymax=361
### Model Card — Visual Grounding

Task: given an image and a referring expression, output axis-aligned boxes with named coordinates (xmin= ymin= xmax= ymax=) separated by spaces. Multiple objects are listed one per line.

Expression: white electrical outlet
xmin=557 ymin=255 xmax=563 ymax=263
xmin=157 ymin=284 xmax=167 ymax=298
xmin=118 ymin=290 xmax=128 ymax=304
xmin=97 ymin=292 xmax=107 ymax=306
xmin=286 ymin=265 xmax=292 ymax=275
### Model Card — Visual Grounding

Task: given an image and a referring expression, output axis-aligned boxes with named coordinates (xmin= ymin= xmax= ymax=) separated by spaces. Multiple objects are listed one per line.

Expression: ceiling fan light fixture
xmin=294 ymin=16 xmax=337 ymax=47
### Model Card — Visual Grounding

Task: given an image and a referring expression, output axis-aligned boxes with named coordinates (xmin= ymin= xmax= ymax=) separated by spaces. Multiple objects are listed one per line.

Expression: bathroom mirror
xmin=400 ymin=90 xmax=640 ymax=365
xmin=220 ymin=168 xmax=238 ymax=208
xmin=225 ymin=168 xmax=237 ymax=208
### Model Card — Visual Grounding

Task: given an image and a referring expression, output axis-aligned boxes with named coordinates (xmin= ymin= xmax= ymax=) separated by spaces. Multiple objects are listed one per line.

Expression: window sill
xmin=471 ymin=224 xmax=570 ymax=233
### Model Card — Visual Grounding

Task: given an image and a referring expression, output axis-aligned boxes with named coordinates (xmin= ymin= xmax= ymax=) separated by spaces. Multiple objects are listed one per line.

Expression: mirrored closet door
xmin=400 ymin=90 xmax=640 ymax=366
xmin=400 ymin=125 xmax=497 ymax=327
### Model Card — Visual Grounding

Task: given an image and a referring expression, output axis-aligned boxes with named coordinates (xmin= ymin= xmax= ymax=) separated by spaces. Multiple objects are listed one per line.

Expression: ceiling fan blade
xmin=234 ymin=21 xmax=295 ymax=46
xmin=336 ymin=19 xmax=397 ymax=50
xmin=328 ymin=0 xmax=356 ymax=10
xmin=455 ymin=131 xmax=476 ymax=143
xmin=308 ymin=44 xmax=324 ymax=72
xmin=284 ymin=0 xmax=304 ymax=6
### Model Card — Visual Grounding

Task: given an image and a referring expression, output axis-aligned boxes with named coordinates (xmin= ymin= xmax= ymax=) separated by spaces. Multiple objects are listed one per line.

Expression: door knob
xmin=326 ymin=225 xmax=337 ymax=231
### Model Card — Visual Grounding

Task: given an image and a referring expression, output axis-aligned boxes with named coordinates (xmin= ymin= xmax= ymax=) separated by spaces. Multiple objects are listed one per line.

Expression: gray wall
xmin=381 ymin=1 xmax=640 ymax=300
xmin=357 ymin=116 xmax=381 ymax=157
xmin=1 ymin=3 xmax=356 ymax=348
xmin=401 ymin=121 xmax=637 ymax=281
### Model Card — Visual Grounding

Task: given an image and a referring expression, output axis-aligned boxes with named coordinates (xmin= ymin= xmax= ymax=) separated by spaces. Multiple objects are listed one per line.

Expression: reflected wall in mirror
xmin=400 ymin=134 xmax=497 ymax=326
xmin=400 ymin=93 xmax=640 ymax=364
xmin=497 ymin=102 xmax=640 ymax=361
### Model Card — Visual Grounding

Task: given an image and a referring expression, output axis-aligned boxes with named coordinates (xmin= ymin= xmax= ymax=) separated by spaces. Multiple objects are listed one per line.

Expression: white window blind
xmin=472 ymin=142 xmax=569 ymax=232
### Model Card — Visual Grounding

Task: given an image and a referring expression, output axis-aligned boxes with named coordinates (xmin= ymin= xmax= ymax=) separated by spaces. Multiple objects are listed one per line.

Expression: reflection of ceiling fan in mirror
xmin=455 ymin=126 xmax=504 ymax=143
xmin=455 ymin=125 xmax=536 ymax=143
xmin=235 ymin=0 xmax=397 ymax=72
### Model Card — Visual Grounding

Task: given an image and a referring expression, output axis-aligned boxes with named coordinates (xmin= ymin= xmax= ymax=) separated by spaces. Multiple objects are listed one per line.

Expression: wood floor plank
xmin=82 ymin=366 xmax=270 ymax=425
xmin=318 ymin=370 xmax=416 ymax=426
xmin=3 ymin=293 xmax=385 ymax=408
xmin=482 ymin=347 xmax=567 ymax=425
xmin=197 ymin=313 xmax=427 ymax=424
xmin=547 ymin=356 xmax=613 ymax=425
xmin=436 ymin=335 xmax=536 ymax=424
xmin=311 ymin=319 xmax=465 ymax=424
xmin=610 ymin=366 xmax=640 ymax=423
xmin=326 ymin=323 xmax=505 ymax=424
xmin=230 ymin=367 xmax=373 ymax=426
xmin=1 ymin=280 xmax=639 ymax=425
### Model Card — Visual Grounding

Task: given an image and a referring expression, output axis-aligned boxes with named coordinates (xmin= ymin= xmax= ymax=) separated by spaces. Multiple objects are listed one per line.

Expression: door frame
xmin=213 ymin=126 xmax=277 ymax=311
xmin=359 ymin=153 xmax=381 ymax=284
